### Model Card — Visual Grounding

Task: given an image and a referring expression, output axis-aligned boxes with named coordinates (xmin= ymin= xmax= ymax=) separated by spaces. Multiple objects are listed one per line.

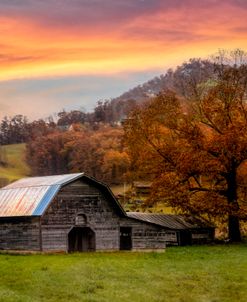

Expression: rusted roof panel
xmin=127 ymin=212 xmax=210 ymax=230
xmin=0 ymin=186 xmax=49 ymax=216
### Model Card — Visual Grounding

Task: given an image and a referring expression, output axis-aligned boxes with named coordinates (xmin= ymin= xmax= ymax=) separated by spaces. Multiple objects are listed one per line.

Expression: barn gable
xmin=40 ymin=177 xmax=126 ymax=251
xmin=0 ymin=173 xmax=125 ymax=217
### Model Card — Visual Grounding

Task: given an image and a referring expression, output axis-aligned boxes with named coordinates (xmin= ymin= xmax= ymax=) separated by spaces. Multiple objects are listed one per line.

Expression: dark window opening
xmin=120 ymin=227 xmax=132 ymax=250
xmin=178 ymin=230 xmax=192 ymax=246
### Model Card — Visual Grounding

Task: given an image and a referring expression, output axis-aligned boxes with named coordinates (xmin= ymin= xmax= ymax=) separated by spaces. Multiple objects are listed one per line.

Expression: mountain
xmin=92 ymin=58 xmax=215 ymax=123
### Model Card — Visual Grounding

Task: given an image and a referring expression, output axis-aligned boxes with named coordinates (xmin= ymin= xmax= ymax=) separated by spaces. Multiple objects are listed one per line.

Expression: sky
xmin=0 ymin=0 xmax=247 ymax=120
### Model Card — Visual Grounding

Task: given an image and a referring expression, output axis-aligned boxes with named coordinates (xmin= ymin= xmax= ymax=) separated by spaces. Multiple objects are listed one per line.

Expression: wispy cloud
xmin=0 ymin=0 xmax=246 ymax=117
xmin=0 ymin=0 xmax=246 ymax=80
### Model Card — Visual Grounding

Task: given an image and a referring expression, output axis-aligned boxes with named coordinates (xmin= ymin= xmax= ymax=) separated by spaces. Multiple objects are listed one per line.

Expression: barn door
xmin=120 ymin=227 xmax=132 ymax=250
xmin=178 ymin=230 xmax=192 ymax=246
xmin=68 ymin=227 xmax=95 ymax=252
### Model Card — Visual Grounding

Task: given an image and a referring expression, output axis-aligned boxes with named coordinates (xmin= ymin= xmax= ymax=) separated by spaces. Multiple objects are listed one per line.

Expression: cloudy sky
xmin=0 ymin=0 xmax=247 ymax=119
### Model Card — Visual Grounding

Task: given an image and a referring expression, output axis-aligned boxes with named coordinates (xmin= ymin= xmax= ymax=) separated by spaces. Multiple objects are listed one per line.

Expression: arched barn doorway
xmin=68 ymin=227 xmax=96 ymax=252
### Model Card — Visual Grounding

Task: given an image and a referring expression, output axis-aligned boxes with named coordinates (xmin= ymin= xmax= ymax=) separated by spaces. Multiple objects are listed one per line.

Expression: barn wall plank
xmin=120 ymin=217 xmax=170 ymax=249
xmin=0 ymin=217 xmax=40 ymax=251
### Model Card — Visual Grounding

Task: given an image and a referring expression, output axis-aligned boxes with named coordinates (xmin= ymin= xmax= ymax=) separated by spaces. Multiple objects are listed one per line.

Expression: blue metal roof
xmin=32 ymin=185 xmax=60 ymax=216
xmin=0 ymin=173 xmax=84 ymax=217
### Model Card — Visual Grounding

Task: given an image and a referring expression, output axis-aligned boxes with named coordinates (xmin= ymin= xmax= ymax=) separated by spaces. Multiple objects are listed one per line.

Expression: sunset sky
xmin=1 ymin=0 xmax=247 ymax=119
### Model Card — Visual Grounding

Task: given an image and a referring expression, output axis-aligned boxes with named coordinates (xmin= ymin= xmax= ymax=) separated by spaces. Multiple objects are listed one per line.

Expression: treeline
xmin=0 ymin=115 xmax=56 ymax=145
xmin=26 ymin=125 xmax=129 ymax=184
xmin=0 ymin=101 xmax=136 ymax=146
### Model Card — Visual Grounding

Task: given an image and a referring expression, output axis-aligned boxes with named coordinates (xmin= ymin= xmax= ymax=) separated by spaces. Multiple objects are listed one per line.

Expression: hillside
xmin=0 ymin=143 xmax=30 ymax=186
xmin=92 ymin=59 xmax=215 ymax=123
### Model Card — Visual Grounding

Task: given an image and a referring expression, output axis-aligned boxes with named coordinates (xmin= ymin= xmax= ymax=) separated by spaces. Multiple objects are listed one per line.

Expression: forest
xmin=1 ymin=49 xmax=247 ymax=241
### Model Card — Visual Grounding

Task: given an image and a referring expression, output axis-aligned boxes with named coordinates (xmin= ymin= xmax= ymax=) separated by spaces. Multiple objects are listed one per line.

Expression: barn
xmin=0 ymin=173 xmax=214 ymax=252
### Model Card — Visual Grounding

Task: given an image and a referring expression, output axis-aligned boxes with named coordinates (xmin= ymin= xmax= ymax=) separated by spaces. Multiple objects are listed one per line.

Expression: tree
xmin=0 ymin=115 xmax=29 ymax=144
xmin=172 ymin=58 xmax=215 ymax=99
xmin=124 ymin=64 xmax=247 ymax=242
xmin=26 ymin=131 xmax=70 ymax=175
xmin=57 ymin=110 xmax=86 ymax=126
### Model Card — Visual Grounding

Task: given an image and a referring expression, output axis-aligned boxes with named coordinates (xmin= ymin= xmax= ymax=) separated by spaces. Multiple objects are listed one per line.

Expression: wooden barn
xmin=0 ymin=173 xmax=214 ymax=252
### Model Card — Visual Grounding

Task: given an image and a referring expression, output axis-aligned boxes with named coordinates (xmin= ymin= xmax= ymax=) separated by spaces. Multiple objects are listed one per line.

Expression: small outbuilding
xmin=0 ymin=173 xmax=214 ymax=252
xmin=126 ymin=212 xmax=215 ymax=246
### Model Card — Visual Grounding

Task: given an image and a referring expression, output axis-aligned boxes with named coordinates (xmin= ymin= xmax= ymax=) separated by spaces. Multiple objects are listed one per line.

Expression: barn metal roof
xmin=4 ymin=173 xmax=84 ymax=189
xmin=0 ymin=173 xmax=84 ymax=217
xmin=127 ymin=212 xmax=211 ymax=230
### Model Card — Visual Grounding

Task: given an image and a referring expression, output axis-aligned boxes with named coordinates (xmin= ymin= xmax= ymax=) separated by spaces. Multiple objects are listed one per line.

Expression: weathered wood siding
xmin=41 ymin=179 xmax=121 ymax=251
xmin=0 ymin=217 xmax=40 ymax=251
xmin=191 ymin=228 xmax=215 ymax=244
xmin=120 ymin=218 xmax=169 ymax=250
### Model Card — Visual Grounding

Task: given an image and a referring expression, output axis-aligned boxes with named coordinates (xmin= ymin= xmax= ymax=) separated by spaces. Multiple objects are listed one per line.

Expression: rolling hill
xmin=0 ymin=143 xmax=30 ymax=186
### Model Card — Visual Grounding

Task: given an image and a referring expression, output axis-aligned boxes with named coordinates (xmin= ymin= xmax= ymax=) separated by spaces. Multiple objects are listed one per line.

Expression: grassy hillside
xmin=0 ymin=144 xmax=30 ymax=184
xmin=0 ymin=244 xmax=246 ymax=302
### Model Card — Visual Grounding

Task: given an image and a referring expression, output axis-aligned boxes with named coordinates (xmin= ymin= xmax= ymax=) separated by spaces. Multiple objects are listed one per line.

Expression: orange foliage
xmin=26 ymin=124 xmax=129 ymax=185
xmin=125 ymin=65 xmax=247 ymax=241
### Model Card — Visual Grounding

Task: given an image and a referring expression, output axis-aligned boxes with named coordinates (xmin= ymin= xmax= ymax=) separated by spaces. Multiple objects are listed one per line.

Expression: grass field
xmin=0 ymin=144 xmax=30 ymax=183
xmin=0 ymin=244 xmax=246 ymax=302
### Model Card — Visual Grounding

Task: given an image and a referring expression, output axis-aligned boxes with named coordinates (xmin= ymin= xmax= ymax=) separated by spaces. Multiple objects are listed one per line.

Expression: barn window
xmin=133 ymin=229 xmax=143 ymax=236
xmin=145 ymin=230 xmax=157 ymax=237
xmin=75 ymin=213 xmax=87 ymax=226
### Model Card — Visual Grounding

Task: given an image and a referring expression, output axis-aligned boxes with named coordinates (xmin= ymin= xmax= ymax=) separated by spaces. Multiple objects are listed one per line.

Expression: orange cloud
xmin=0 ymin=1 xmax=247 ymax=81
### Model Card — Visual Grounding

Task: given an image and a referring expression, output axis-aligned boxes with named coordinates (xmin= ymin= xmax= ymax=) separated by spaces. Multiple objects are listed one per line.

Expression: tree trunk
xmin=226 ymin=167 xmax=241 ymax=242
xmin=228 ymin=215 xmax=241 ymax=242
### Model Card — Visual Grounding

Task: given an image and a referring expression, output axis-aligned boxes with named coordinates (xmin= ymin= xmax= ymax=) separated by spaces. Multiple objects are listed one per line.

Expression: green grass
xmin=0 ymin=244 xmax=246 ymax=302
xmin=0 ymin=144 xmax=30 ymax=182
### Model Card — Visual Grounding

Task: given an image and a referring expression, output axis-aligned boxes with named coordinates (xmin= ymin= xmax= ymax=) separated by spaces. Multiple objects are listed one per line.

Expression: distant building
xmin=0 ymin=173 xmax=214 ymax=252
xmin=132 ymin=181 xmax=152 ymax=196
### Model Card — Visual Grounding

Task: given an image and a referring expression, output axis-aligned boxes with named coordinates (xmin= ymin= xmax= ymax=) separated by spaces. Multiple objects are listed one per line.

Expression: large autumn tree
xmin=124 ymin=64 xmax=247 ymax=241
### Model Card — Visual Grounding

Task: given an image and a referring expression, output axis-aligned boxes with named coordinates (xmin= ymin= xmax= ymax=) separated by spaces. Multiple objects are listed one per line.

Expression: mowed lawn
xmin=0 ymin=245 xmax=246 ymax=302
